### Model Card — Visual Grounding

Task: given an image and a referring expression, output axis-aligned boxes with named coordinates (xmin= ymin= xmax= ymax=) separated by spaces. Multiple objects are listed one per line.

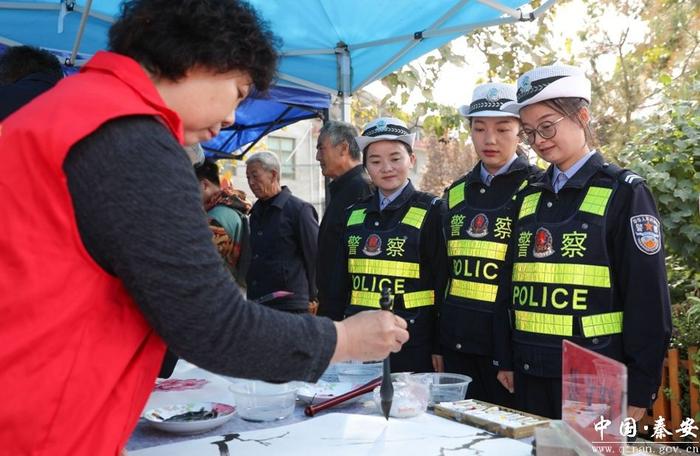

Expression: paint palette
xmin=434 ymin=399 xmax=550 ymax=438
xmin=143 ymin=402 xmax=236 ymax=435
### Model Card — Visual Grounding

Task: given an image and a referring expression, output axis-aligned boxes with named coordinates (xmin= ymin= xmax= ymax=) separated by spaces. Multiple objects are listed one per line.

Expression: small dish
xmin=297 ymin=381 xmax=360 ymax=404
xmin=143 ymin=402 xmax=236 ymax=435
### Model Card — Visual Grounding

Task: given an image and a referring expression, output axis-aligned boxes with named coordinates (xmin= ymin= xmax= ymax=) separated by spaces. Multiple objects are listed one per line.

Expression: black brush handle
xmin=379 ymin=287 xmax=394 ymax=420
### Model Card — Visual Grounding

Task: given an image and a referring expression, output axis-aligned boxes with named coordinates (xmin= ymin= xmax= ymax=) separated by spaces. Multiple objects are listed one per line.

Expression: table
xmin=127 ymin=361 xmax=381 ymax=451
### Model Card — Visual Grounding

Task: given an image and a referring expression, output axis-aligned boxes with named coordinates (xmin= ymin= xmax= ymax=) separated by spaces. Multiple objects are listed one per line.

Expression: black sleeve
xmin=493 ymin=197 xmax=518 ymax=371
xmin=420 ymin=198 xmax=448 ymax=354
xmin=296 ymin=203 xmax=319 ymax=300
xmin=609 ymin=181 xmax=672 ymax=407
xmin=318 ymin=207 xmax=353 ymax=321
xmin=63 ymin=116 xmax=336 ymax=383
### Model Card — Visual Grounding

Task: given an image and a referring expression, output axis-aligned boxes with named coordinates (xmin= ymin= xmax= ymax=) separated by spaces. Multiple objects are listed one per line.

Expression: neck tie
xmin=554 ymin=173 xmax=568 ymax=193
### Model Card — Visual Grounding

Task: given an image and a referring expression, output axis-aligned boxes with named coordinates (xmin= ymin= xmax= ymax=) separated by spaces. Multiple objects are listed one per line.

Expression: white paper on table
xmin=130 ymin=412 xmax=532 ymax=456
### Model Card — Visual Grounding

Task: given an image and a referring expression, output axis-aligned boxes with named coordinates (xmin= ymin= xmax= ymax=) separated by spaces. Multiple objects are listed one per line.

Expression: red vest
xmin=0 ymin=52 xmax=183 ymax=455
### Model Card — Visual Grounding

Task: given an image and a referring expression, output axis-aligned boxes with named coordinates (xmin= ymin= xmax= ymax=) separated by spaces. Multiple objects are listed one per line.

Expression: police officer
xmin=332 ymin=117 xmax=447 ymax=373
xmin=439 ymin=83 xmax=542 ymax=406
xmin=494 ymin=64 xmax=672 ymax=419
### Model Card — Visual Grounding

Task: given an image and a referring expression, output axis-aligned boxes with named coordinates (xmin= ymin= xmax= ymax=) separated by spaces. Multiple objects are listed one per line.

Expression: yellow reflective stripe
xmin=346 ymin=209 xmax=366 ymax=226
xmin=448 ymin=182 xmax=465 ymax=209
xmin=449 ymin=279 xmax=498 ymax=303
xmin=447 ymin=239 xmax=508 ymax=261
xmin=401 ymin=207 xmax=427 ymax=229
xmin=579 ymin=186 xmax=613 ymax=216
xmin=581 ymin=311 xmax=623 ymax=337
xmin=403 ymin=290 xmax=435 ymax=308
xmin=518 ymin=192 xmax=541 ymax=219
xmin=515 ymin=310 xmax=573 ymax=336
xmin=350 ymin=290 xmax=381 ymax=308
xmin=513 ymin=262 xmax=611 ymax=288
xmin=348 ymin=258 xmax=420 ymax=278
xmin=513 ymin=180 xmax=528 ymax=201
xmin=350 ymin=290 xmax=435 ymax=308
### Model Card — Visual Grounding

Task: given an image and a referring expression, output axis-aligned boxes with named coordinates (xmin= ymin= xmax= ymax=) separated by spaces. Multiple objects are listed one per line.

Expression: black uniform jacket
xmin=247 ymin=186 xmax=319 ymax=311
xmin=316 ymin=165 xmax=373 ymax=320
xmin=494 ymin=152 xmax=672 ymax=408
xmin=440 ymin=156 xmax=542 ymax=357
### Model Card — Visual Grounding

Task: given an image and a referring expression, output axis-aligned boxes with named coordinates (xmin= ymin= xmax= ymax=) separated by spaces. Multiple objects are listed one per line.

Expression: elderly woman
xmin=246 ymin=152 xmax=319 ymax=313
xmin=0 ymin=1 xmax=408 ymax=453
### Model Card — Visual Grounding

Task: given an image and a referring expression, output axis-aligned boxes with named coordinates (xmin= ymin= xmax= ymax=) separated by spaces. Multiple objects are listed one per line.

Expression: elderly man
xmin=315 ymin=121 xmax=373 ymax=320
xmin=246 ymin=151 xmax=319 ymax=313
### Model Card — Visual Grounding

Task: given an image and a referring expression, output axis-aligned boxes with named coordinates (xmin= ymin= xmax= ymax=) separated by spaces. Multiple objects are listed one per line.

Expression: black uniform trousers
xmin=443 ymin=349 xmax=514 ymax=407
xmin=514 ymin=370 xmax=562 ymax=419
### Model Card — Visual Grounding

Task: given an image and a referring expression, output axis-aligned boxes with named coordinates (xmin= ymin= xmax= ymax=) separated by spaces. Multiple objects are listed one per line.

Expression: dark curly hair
xmin=108 ymin=0 xmax=278 ymax=90
xmin=0 ymin=45 xmax=63 ymax=84
xmin=195 ymin=159 xmax=221 ymax=187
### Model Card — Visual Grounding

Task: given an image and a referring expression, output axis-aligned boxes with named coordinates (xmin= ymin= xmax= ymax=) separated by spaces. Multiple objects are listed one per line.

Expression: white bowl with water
xmin=227 ymin=380 xmax=298 ymax=422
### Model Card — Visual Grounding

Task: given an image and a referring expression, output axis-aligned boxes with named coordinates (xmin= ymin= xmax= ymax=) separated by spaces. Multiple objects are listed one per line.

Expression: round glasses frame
xmin=519 ymin=115 xmax=567 ymax=146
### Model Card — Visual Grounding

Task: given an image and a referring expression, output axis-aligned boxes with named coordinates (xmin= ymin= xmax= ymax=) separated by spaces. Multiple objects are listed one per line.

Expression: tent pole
xmin=69 ymin=0 xmax=92 ymax=66
xmin=335 ymin=43 xmax=352 ymax=122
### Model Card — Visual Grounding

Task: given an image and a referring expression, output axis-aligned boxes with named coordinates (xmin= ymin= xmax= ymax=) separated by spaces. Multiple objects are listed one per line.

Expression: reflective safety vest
xmin=445 ymin=178 xmax=526 ymax=308
xmin=344 ymin=195 xmax=436 ymax=312
xmin=512 ymin=181 xmax=622 ymax=350
xmin=441 ymin=177 xmax=527 ymax=355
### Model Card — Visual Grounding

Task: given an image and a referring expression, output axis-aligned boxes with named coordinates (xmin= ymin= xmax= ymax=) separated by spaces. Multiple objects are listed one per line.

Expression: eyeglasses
xmin=519 ymin=115 xmax=567 ymax=146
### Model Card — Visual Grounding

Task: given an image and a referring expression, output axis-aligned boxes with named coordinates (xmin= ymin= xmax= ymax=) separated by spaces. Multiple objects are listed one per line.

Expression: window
xmin=267 ymin=136 xmax=296 ymax=179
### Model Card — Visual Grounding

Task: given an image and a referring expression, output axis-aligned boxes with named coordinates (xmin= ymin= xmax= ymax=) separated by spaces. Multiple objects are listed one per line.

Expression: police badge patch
xmin=533 ymin=227 xmax=555 ymax=258
xmin=362 ymin=234 xmax=382 ymax=256
xmin=630 ymin=214 xmax=661 ymax=255
xmin=467 ymin=213 xmax=489 ymax=238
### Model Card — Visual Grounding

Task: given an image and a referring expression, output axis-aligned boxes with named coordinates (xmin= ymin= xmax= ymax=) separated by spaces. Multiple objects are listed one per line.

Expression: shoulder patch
xmin=630 ymin=214 xmax=662 ymax=255
xmin=620 ymin=171 xmax=645 ymax=186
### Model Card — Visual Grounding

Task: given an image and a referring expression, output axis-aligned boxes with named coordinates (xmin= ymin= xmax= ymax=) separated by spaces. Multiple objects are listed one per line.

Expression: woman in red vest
xmin=0 ymin=1 xmax=408 ymax=455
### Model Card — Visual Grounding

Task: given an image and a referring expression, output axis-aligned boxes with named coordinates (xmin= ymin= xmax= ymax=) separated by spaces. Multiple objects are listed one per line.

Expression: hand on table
xmin=331 ymin=310 xmax=409 ymax=362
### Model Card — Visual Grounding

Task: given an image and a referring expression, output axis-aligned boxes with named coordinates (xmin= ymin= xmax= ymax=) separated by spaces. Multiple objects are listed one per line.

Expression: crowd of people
xmin=0 ymin=0 xmax=672 ymax=455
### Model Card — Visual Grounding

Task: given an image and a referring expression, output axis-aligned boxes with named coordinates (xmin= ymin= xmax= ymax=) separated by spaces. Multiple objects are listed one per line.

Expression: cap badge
xmin=486 ymin=88 xmax=499 ymax=102
xmin=518 ymin=75 xmax=532 ymax=97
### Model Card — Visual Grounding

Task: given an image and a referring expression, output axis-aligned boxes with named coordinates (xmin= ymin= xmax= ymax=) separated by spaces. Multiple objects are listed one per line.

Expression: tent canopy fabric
xmin=0 ymin=0 xmax=555 ymax=94
xmin=203 ymin=85 xmax=330 ymax=157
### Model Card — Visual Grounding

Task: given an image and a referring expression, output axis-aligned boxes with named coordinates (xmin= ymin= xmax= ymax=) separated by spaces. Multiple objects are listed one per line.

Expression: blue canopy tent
xmin=0 ymin=0 xmax=556 ymax=144
xmin=203 ymin=85 xmax=331 ymax=158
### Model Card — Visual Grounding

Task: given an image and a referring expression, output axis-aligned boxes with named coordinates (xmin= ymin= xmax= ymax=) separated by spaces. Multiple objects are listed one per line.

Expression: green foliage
xmin=618 ymin=91 xmax=700 ymax=273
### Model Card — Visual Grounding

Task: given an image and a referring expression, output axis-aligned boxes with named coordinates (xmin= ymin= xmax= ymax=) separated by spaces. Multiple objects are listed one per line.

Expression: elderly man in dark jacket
xmin=315 ymin=121 xmax=373 ymax=320
xmin=246 ymin=151 xmax=319 ymax=313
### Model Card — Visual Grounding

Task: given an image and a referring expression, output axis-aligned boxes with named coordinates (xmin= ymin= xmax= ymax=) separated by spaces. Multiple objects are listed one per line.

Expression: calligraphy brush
xmin=379 ymin=286 xmax=394 ymax=420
